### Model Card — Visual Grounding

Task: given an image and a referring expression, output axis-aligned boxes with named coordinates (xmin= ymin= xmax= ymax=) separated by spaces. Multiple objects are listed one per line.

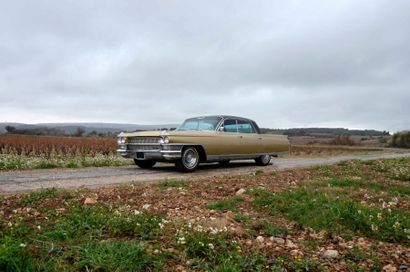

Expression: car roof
xmin=188 ymin=115 xmax=255 ymax=122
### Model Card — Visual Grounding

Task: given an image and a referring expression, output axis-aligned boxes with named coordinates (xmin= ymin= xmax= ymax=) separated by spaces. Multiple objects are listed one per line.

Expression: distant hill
xmin=0 ymin=122 xmax=390 ymax=137
xmin=260 ymin=127 xmax=390 ymax=137
xmin=0 ymin=122 xmax=179 ymax=135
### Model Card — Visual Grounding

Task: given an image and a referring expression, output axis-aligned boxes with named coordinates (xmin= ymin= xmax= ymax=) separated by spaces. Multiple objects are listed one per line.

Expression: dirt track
xmin=1 ymin=152 xmax=409 ymax=194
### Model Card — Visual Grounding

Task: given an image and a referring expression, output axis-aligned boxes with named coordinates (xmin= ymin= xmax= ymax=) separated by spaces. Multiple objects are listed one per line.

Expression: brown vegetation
xmin=328 ymin=135 xmax=356 ymax=146
xmin=0 ymin=134 xmax=116 ymax=157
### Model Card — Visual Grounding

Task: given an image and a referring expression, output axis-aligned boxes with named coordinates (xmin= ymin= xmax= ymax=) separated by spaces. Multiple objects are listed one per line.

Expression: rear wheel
xmin=175 ymin=147 xmax=199 ymax=172
xmin=255 ymin=155 xmax=271 ymax=166
xmin=134 ymin=159 xmax=156 ymax=169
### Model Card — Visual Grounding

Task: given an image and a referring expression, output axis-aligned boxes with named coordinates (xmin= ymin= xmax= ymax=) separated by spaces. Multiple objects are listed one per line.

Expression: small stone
xmin=245 ymin=239 xmax=253 ymax=246
xmin=323 ymin=249 xmax=339 ymax=259
xmin=256 ymin=236 xmax=265 ymax=243
xmin=285 ymin=239 xmax=296 ymax=248
xmin=235 ymin=188 xmax=246 ymax=195
xmin=382 ymin=264 xmax=397 ymax=272
xmin=290 ymin=249 xmax=303 ymax=257
xmin=142 ymin=204 xmax=151 ymax=210
xmin=270 ymin=237 xmax=285 ymax=244
xmin=399 ymin=264 xmax=407 ymax=271
xmin=225 ymin=211 xmax=234 ymax=222
xmin=84 ymin=197 xmax=97 ymax=205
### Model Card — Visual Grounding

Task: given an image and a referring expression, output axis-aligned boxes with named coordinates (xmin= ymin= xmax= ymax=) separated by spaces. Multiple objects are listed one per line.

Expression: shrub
xmin=329 ymin=135 xmax=356 ymax=146
xmin=390 ymin=131 xmax=410 ymax=148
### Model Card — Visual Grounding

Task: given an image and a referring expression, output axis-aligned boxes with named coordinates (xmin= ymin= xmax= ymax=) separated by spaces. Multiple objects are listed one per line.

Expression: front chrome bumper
xmin=117 ymin=144 xmax=182 ymax=161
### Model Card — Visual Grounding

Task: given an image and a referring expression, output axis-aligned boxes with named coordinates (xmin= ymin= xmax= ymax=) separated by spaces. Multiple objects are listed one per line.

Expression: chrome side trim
xmin=206 ymin=153 xmax=276 ymax=162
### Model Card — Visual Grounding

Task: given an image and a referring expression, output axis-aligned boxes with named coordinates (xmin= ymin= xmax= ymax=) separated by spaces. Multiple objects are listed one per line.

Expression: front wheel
xmin=134 ymin=159 xmax=156 ymax=169
xmin=175 ymin=147 xmax=199 ymax=172
xmin=255 ymin=155 xmax=271 ymax=166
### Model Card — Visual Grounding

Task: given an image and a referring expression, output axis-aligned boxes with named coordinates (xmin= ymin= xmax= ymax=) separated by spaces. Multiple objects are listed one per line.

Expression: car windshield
xmin=177 ymin=117 xmax=222 ymax=131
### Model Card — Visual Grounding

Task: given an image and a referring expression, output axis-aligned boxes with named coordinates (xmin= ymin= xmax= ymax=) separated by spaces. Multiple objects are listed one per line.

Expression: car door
xmin=214 ymin=118 xmax=240 ymax=155
xmin=236 ymin=119 xmax=261 ymax=154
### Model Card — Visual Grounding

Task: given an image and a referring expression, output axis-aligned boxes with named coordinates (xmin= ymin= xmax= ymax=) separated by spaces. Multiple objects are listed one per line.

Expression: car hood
xmin=120 ymin=130 xmax=217 ymax=137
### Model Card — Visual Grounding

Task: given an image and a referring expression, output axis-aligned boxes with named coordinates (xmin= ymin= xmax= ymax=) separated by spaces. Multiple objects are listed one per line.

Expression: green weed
xmin=319 ymin=179 xmax=410 ymax=196
xmin=206 ymin=196 xmax=244 ymax=211
xmin=158 ymin=179 xmax=190 ymax=189
xmin=63 ymin=241 xmax=163 ymax=271
xmin=19 ymin=188 xmax=58 ymax=206
xmin=177 ymin=230 xmax=266 ymax=271
xmin=253 ymin=188 xmax=410 ymax=244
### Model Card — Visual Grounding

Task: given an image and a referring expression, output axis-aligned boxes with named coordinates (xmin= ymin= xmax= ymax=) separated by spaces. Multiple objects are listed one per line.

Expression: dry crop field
xmin=0 ymin=157 xmax=409 ymax=271
xmin=0 ymin=135 xmax=131 ymax=170
xmin=289 ymin=145 xmax=383 ymax=157
xmin=0 ymin=134 xmax=384 ymax=171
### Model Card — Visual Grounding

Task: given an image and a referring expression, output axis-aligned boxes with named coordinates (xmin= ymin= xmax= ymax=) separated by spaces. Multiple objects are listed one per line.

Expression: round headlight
xmin=163 ymin=136 xmax=170 ymax=144
xmin=159 ymin=136 xmax=170 ymax=144
xmin=117 ymin=137 xmax=126 ymax=145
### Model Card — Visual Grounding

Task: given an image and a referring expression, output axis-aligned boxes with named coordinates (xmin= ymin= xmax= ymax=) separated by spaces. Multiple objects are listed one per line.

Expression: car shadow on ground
xmin=133 ymin=160 xmax=270 ymax=173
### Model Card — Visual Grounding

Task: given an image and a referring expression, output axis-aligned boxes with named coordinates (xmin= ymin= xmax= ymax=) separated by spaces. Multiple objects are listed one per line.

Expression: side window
xmin=237 ymin=120 xmax=255 ymax=133
xmin=223 ymin=119 xmax=237 ymax=132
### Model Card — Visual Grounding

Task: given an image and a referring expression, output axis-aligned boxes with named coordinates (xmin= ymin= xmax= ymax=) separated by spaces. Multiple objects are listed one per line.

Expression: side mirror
xmin=218 ymin=126 xmax=224 ymax=132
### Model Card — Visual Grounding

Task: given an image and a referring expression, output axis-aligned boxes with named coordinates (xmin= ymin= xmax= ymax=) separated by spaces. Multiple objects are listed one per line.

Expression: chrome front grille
xmin=127 ymin=136 xmax=160 ymax=144
xmin=127 ymin=145 xmax=160 ymax=151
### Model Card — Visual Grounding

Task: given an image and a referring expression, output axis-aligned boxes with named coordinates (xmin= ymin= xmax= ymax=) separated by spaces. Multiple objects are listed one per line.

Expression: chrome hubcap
xmin=183 ymin=149 xmax=198 ymax=168
xmin=261 ymin=155 xmax=270 ymax=164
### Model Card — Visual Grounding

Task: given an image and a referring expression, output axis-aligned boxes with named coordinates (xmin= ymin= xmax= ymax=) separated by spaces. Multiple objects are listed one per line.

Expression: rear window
xmin=237 ymin=120 xmax=255 ymax=133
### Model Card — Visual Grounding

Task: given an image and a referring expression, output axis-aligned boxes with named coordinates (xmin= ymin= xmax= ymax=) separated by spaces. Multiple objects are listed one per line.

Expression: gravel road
xmin=1 ymin=152 xmax=409 ymax=194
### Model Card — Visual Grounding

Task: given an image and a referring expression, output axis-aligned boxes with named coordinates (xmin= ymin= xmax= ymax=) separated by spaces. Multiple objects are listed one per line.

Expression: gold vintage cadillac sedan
xmin=117 ymin=116 xmax=289 ymax=172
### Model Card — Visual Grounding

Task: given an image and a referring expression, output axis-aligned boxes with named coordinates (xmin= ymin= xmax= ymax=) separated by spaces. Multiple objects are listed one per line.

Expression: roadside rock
xmin=382 ymin=264 xmax=397 ymax=272
xmin=285 ymin=239 xmax=297 ymax=248
xmin=256 ymin=236 xmax=265 ymax=243
xmin=270 ymin=237 xmax=285 ymax=245
xmin=84 ymin=197 xmax=97 ymax=205
xmin=323 ymin=249 xmax=339 ymax=259
xmin=225 ymin=211 xmax=234 ymax=222
xmin=290 ymin=249 xmax=304 ymax=258
xmin=235 ymin=188 xmax=246 ymax=195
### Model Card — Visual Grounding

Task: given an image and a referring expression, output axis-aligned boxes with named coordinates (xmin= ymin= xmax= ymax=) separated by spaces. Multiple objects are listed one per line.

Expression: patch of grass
xmin=19 ymin=187 xmax=58 ymax=206
xmin=0 ymin=237 xmax=34 ymax=272
xmin=206 ymin=196 xmax=244 ymax=212
xmin=253 ymin=188 xmax=410 ymax=244
xmin=343 ymin=246 xmax=381 ymax=271
xmin=158 ymin=179 xmax=190 ymax=189
xmin=263 ymin=223 xmax=289 ymax=237
xmin=1 ymin=202 xmax=166 ymax=271
xmin=58 ymin=240 xmax=164 ymax=271
xmin=301 ymin=240 xmax=323 ymax=251
xmin=42 ymin=204 xmax=163 ymax=242
xmin=177 ymin=230 xmax=267 ymax=271
xmin=233 ymin=213 xmax=252 ymax=223
xmin=318 ymin=178 xmax=410 ymax=196
xmin=287 ymin=257 xmax=325 ymax=272
xmin=107 ymin=212 xmax=163 ymax=239
xmin=0 ymin=154 xmax=132 ymax=171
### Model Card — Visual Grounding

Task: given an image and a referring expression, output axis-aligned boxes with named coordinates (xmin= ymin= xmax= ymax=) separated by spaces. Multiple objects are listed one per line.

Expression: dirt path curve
xmin=1 ymin=152 xmax=409 ymax=194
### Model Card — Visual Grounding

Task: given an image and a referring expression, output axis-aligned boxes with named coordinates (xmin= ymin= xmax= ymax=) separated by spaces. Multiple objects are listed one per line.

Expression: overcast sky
xmin=0 ymin=1 xmax=409 ymax=131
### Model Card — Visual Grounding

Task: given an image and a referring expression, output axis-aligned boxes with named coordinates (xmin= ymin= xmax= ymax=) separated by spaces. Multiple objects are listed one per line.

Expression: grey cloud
xmin=0 ymin=0 xmax=409 ymax=131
